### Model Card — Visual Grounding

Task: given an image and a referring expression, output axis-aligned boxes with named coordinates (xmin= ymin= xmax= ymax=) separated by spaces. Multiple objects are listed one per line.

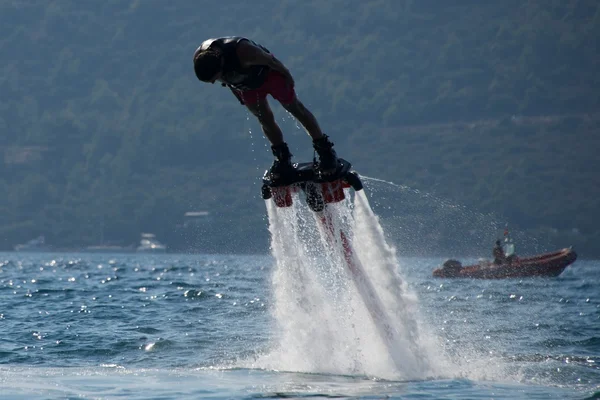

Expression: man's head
xmin=495 ymin=240 xmax=501 ymax=246
xmin=193 ymin=50 xmax=222 ymax=83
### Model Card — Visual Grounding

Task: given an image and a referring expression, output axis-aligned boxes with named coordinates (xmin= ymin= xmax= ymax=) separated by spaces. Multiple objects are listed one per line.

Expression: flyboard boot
xmin=313 ymin=134 xmax=340 ymax=178
xmin=261 ymin=136 xmax=362 ymax=209
xmin=268 ymin=142 xmax=294 ymax=182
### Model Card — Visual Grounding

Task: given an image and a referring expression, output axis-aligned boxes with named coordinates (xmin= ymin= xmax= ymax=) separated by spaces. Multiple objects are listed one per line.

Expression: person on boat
xmin=493 ymin=240 xmax=505 ymax=265
xmin=193 ymin=36 xmax=340 ymax=179
xmin=504 ymin=238 xmax=517 ymax=264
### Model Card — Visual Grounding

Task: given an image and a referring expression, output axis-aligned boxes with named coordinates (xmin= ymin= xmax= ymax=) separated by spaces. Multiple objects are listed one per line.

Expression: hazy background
xmin=1 ymin=0 xmax=598 ymax=257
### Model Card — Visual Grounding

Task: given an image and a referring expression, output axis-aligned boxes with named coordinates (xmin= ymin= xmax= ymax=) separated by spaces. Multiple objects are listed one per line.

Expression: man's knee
xmin=251 ymin=108 xmax=276 ymax=126
xmin=282 ymin=99 xmax=306 ymax=116
xmin=259 ymin=109 xmax=275 ymax=122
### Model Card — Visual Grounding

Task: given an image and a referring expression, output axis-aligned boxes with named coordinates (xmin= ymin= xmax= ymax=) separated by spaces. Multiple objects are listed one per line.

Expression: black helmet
xmin=193 ymin=50 xmax=222 ymax=82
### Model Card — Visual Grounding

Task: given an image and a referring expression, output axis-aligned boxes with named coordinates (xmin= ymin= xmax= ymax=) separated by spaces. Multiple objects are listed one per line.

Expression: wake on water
xmin=251 ymin=187 xmax=449 ymax=380
xmin=232 ymin=175 xmax=540 ymax=386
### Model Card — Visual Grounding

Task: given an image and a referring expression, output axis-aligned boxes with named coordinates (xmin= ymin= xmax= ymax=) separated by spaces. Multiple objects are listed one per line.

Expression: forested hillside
xmin=1 ymin=0 xmax=598 ymax=256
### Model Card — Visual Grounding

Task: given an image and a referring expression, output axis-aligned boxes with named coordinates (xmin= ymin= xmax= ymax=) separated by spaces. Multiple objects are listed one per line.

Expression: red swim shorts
xmin=239 ymin=70 xmax=296 ymax=105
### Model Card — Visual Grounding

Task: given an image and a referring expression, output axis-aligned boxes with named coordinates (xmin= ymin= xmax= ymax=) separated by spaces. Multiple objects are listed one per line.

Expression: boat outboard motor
xmin=442 ymin=259 xmax=462 ymax=272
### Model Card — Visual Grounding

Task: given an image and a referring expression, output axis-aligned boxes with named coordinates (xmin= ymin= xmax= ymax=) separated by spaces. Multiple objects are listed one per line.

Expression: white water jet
xmin=254 ymin=187 xmax=449 ymax=380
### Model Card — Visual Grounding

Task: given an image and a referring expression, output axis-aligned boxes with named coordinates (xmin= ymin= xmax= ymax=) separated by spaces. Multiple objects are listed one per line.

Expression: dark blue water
xmin=0 ymin=251 xmax=597 ymax=399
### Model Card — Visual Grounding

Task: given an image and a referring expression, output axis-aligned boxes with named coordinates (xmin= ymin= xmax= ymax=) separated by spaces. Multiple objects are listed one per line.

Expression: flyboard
xmin=261 ymin=159 xmax=404 ymax=370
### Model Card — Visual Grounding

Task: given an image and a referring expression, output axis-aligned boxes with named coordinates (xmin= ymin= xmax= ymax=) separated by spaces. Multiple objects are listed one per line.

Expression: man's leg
xmin=245 ymin=98 xmax=285 ymax=146
xmin=245 ymin=98 xmax=294 ymax=178
xmin=280 ymin=98 xmax=324 ymax=140
xmin=264 ymin=70 xmax=326 ymax=142
xmin=282 ymin=98 xmax=339 ymax=174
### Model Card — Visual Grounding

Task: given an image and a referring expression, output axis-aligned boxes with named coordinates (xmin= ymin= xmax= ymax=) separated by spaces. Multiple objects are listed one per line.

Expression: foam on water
xmin=252 ymin=188 xmax=451 ymax=380
xmin=243 ymin=181 xmax=579 ymax=386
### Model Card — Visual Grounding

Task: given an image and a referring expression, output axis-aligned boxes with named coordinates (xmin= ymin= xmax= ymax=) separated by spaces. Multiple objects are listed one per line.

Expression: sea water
xmin=0 ymin=190 xmax=598 ymax=399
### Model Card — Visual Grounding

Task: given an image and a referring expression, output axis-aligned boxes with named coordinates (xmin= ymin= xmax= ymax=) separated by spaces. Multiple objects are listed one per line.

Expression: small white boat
xmin=14 ymin=236 xmax=49 ymax=252
xmin=136 ymin=233 xmax=167 ymax=253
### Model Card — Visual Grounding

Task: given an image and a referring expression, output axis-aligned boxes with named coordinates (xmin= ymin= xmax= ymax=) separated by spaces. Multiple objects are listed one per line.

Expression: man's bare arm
xmin=236 ymin=40 xmax=295 ymax=86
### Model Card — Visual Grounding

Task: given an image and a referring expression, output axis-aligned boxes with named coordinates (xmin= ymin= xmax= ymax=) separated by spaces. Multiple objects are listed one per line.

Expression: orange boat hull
xmin=433 ymin=248 xmax=578 ymax=279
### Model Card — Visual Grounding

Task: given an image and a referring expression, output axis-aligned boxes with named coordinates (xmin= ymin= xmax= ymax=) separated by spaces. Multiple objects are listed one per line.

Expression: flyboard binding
xmin=261 ymin=158 xmax=363 ymax=211
xmin=261 ymin=159 xmax=403 ymax=371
